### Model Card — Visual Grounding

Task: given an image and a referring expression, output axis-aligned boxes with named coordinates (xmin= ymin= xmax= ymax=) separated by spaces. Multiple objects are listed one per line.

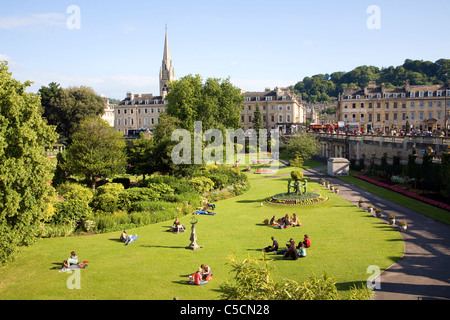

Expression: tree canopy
xmin=293 ymin=58 xmax=450 ymax=103
xmin=63 ymin=117 xmax=127 ymax=191
xmin=0 ymin=62 xmax=58 ymax=265
xmin=39 ymin=83 xmax=105 ymax=143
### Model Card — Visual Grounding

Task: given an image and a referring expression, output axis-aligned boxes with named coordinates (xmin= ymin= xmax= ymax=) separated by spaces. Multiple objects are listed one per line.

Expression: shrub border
xmin=354 ymin=174 xmax=450 ymax=212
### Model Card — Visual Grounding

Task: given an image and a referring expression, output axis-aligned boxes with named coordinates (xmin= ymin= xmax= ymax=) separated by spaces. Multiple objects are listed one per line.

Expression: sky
xmin=1 ymin=0 xmax=449 ymax=99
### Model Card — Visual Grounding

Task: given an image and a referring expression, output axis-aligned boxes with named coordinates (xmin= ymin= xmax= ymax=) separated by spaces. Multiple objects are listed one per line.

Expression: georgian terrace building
xmin=337 ymin=80 xmax=450 ymax=134
xmin=240 ymin=87 xmax=305 ymax=134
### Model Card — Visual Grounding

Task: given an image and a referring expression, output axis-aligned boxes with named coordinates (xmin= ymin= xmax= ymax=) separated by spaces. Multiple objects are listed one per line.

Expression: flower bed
xmin=255 ymin=168 xmax=277 ymax=174
xmin=354 ymin=174 xmax=450 ymax=212
xmin=266 ymin=192 xmax=328 ymax=206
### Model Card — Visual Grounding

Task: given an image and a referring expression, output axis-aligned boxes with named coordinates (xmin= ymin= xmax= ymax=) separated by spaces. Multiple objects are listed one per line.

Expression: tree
xmin=283 ymin=132 xmax=321 ymax=160
xmin=126 ymin=134 xmax=156 ymax=180
xmin=39 ymin=84 xmax=105 ymax=143
xmin=63 ymin=117 xmax=127 ymax=191
xmin=0 ymin=62 xmax=58 ymax=265
xmin=165 ymin=74 xmax=244 ymax=132
xmin=252 ymin=104 xmax=263 ymax=148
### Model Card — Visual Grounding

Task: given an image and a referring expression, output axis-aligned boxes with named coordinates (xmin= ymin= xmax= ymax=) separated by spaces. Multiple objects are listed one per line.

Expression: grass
xmin=0 ymin=161 xmax=404 ymax=300
xmin=339 ymin=170 xmax=450 ymax=225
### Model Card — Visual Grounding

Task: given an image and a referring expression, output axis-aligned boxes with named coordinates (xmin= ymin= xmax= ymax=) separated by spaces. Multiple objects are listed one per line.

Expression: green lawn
xmin=0 ymin=162 xmax=404 ymax=300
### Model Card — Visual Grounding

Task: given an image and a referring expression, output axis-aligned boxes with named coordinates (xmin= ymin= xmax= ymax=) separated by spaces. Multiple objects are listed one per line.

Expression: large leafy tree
xmin=283 ymin=132 xmax=321 ymax=160
xmin=39 ymin=84 xmax=105 ymax=143
xmin=165 ymin=74 xmax=244 ymax=131
xmin=0 ymin=62 xmax=58 ymax=265
xmin=63 ymin=117 xmax=127 ymax=191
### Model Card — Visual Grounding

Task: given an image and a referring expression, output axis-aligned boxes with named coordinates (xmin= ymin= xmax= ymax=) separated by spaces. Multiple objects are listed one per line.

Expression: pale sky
xmin=1 ymin=0 xmax=449 ymax=99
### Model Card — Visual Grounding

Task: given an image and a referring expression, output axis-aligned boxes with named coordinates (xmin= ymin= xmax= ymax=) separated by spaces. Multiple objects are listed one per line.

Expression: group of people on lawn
xmin=266 ymin=213 xmax=302 ymax=229
xmin=263 ymin=235 xmax=311 ymax=260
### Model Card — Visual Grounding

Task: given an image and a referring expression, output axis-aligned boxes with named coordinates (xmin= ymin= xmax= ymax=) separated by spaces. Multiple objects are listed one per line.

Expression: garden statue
xmin=288 ymin=170 xmax=305 ymax=195
xmin=186 ymin=217 xmax=200 ymax=250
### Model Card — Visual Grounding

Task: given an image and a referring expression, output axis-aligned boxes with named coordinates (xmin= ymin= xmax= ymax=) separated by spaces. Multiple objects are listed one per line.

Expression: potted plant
xmin=389 ymin=214 xmax=396 ymax=225
xmin=375 ymin=208 xmax=382 ymax=218
xmin=399 ymin=219 xmax=407 ymax=232
xmin=367 ymin=205 xmax=373 ymax=213
xmin=358 ymin=198 xmax=364 ymax=208
xmin=335 ymin=187 xmax=339 ymax=194
xmin=330 ymin=184 xmax=334 ymax=192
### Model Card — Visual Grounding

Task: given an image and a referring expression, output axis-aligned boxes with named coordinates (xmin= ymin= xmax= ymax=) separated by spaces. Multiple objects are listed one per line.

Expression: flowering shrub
xmin=355 ymin=174 xmax=450 ymax=211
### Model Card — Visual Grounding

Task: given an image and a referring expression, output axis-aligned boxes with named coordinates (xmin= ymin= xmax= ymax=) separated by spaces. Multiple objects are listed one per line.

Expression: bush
xmin=56 ymin=182 xmax=94 ymax=203
xmin=190 ymin=176 xmax=215 ymax=194
xmin=53 ymin=199 xmax=93 ymax=225
xmin=90 ymin=183 xmax=126 ymax=213
xmin=112 ymin=177 xmax=131 ymax=189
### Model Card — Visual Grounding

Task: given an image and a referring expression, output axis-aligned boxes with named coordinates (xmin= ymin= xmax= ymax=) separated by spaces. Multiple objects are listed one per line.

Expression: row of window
xmin=117 ymin=117 xmax=159 ymax=126
xmin=346 ymin=90 xmax=450 ymax=100
xmin=243 ymin=114 xmax=292 ymax=123
xmin=242 ymin=105 xmax=292 ymax=112
xmin=245 ymin=96 xmax=288 ymax=102
xmin=123 ymin=100 xmax=168 ymax=105
xmin=344 ymin=101 xmax=450 ymax=109
xmin=116 ymin=107 xmax=165 ymax=115
xmin=344 ymin=111 xmax=444 ymax=122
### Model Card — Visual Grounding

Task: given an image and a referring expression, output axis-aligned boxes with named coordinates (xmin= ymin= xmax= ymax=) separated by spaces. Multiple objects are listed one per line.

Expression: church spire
xmin=160 ymin=26 xmax=175 ymax=98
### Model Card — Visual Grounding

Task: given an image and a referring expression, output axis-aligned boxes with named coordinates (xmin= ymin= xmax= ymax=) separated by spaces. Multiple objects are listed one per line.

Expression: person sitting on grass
xmin=172 ymin=218 xmax=185 ymax=233
xmin=262 ymin=236 xmax=279 ymax=253
xmin=297 ymin=242 xmax=307 ymax=258
xmin=120 ymin=229 xmax=127 ymax=242
xmin=189 ymin=268 xmax=208 ymax=285
xmin=283 ymin=239 xmax=298 ymax=260
xmin=201 ymin=264 xmax=213 ymax=280
xmin=68 ymin=251 xmax=78 ymax=265
xmin=269 ymin=215 xmax=278 ymax=226
xmin=291 ymin=213 xmax=302 ymax=227
xmin=302 ymin=234 xmax=311 ymax=248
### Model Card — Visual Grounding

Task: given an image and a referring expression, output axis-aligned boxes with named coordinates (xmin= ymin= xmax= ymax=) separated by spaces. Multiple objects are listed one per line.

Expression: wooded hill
xmin=292 ymin=59 xmax=450 ymax=103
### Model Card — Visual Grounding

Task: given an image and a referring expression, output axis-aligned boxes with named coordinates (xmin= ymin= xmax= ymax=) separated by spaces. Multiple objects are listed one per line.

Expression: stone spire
xmin=160 ymin=26 xmax=175 ymax=98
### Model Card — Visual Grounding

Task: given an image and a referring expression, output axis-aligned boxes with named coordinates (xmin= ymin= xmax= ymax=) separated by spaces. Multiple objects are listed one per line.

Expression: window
xmin=117 ymin=110 xmax=121 ymax=114
xmin=393 ymin=113 xmax=397 ymax=121
xmin=369 ymin=103 xmax=373 ymax=108
xmin=438 ymin=112 xmax=442 ymax=120
xmin=361 ymin=114 xmax=365 ymax=121
xmin=144 ymin=118 xmax=148 ymax=125
xmin=420 ymin=102 xmax=424 ymax=109
xmin=352 ymin=103 xmax=356 ymax=109
xmin=377 ymin=103 xmax=381 ymax=108
xmin=151 ymin=118 xmax=154 ymax=124
xmin=428 ymin=102 xmax=433 ymax=108
xmin=262 ymin=105 xmax=266 ymax=110
xmin=419 ymin=113 xmax=424 ymax=120
xmin=286 ymin=105 xmax=291 ymax=111
xmin=446 ymin=90 xmax=450 ymax=97
xmin=124 ymin=119 xmax=127 ymax=125
xmin=271 ymin=115 xmax=275 ymax=122
xmin=428 ymin=112 xmax=432 ymax=119
xmin=402 ymin=113 xmax=406 ymax=121
xmin=368 ymin=94 xmax=373 ymax=99
xmin=377 ymin=114 xmax=381 ymax=122
xmin=278 ymin=115 xmax=283 ymax=122
xmin=241 ymin=116 xmax=244 ymax=122
xmin=384 ymin=94 xmax=390 ymax=98
xmin=151 ymin=108 xmax=154 ymax=113
xmin=248 ymin=106 xmax=252 ymax=111
xmin=437 ymin=90 xmax=442 ymax=97
xmin=263 ymin=115 xmax=266 ymax=122
xmin=368 ymin=114 xmax=373 ymax=122
xmin=394 ymin=102 xmax=398 ymax=108
xmin=356 ymin=95 xmax=360 ymax=99
xmin=347 ymin=95 xmax=352 ymax=100
xmin=410 ymin=113 xmax=415 ymax=120
xmin=130 ymin=109 xmax=133 ymax=114
xmin=361 ymin=103 xmax=365 ymax=108
xmin=124 ymin=109 xmax=127 ymax=114
xmin=286 ymin=115 xmax=291 ymax=122
xmin=385 ymin=102 xmax=389 ymax=109
xmin=385 ymin=113 xmax=389 ymax=121
xmin=130 ymin=119 xmax=134 ymax=125
xmin=255 ymin=97 xmax=260 ymax=101
xmin=438 ymin=101 xmax=442 ymax=108
xmin=402 ymin=103 xmax=406 ymax=109
xmin=352 ymin=114 xmax=356 ymax=122
xmin=344 ymin=114 xmax=348 ymax=121
xmin=401 ymin=93 xmax=406 ymax=98
xmin=282 ymin=96 xmax=287 ymax=101
xmin=377 ymin=94 xmax=381 ymax=99
xmin=419 ymin=91 xmax=424 ymax=97
xmin=138 ymin=109 xmax=141 ymax=114
xmin=344 ymin=104 xmax=348 ymax=109
xmin=117 ymin=119 xmax=120 ymax=126
xmin=144 ymin=109 xmax=148 ymax=114
xmin=245 ymin=97 xmax=251 ymax=102
xmin=393 ymin=93 xmax=397 ymax=98
xmin=266 ymin=96 xmax=272 ymax=101
xmin=411 ymin=101 xmax=415 ymax=108
xmin=428 ymin=91 xmax=433 ymax=97
xmin=278 ymin=105 xmax=283 ymax=111
xmin=248 ymin=116 xmax=252 ymax=122
xmin=410 ymin=91 xmax=415 ymax=98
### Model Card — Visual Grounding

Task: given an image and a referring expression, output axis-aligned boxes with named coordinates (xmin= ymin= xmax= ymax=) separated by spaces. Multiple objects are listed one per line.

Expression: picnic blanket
xmin=195 ymin=210 xmax=216 ymax=215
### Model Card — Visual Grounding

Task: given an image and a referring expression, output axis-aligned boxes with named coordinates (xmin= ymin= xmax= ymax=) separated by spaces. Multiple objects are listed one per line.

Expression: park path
xmin=298 ymin=165 xmax=450 ymax=300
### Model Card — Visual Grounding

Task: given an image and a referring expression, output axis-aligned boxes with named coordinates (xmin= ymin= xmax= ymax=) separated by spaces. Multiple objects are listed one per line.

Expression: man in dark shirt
xmin=262 ymin=237 xmax=279 ymax=253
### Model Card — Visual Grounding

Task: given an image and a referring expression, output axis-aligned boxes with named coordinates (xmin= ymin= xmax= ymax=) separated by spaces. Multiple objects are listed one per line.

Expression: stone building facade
xmin=337 ymin=80 xmax=450 ymax=134
xmin=240 ymin=87 xmax=305 ymax=134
